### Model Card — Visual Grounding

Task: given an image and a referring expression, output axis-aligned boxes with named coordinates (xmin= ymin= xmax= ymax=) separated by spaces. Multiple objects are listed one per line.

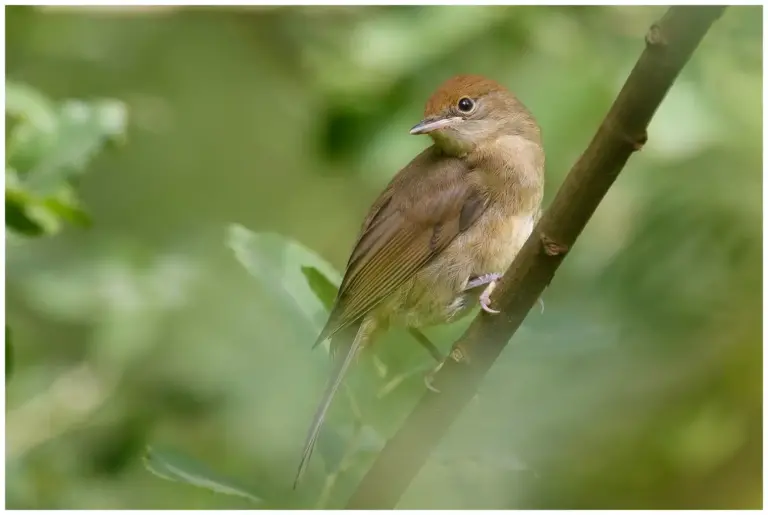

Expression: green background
xmin=5 ymin=5 xmax=762 ymax=509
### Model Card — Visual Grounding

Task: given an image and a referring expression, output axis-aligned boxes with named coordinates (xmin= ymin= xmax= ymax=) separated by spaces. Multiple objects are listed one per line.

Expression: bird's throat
xmin=430 ymin=131 xmax=474 ymax=158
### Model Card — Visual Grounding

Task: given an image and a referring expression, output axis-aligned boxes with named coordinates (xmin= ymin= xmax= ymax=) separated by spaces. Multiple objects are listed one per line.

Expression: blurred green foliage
xmin=6 ymin=81 xmax=126 ymax=236
xmin=5 ymin=5 xmax=762 ymax=509
xmin=5 ymin=79 xmax=126 ymax=392
xmin=143 ymin=445 xmax=263 ymax=504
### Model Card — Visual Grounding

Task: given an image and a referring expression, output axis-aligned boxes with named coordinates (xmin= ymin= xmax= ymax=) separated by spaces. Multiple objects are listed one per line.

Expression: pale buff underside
xmin=368 ymin=209 xmax=535 ymax=331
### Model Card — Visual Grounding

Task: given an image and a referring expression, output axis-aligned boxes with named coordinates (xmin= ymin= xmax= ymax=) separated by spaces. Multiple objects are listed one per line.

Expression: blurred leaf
xmin=6 ymin=81 xmax=127 ymax=185
xmin=229 ymin=235 xmax=381 ymax=476
xmin=42 ymin=187 xmax=92 ymax=228
xmin=309 ymin=6 xmax=509 ymax=98
xmin=300 ymin=265 xmax=339 ymax=311
xmin=5 ymin=83 xmax=123 ymax=235
xmin=20 ymin=99 xmax=128 ymax=194
xmin=6 ymin=176 xmax=88 ymax=235
xmin=5 ymin=81 xmax=58 ymax=183
xmin=6 ymin=188 xmax=45 ymax=236
xmin=5 ymin=326 xmax=14 ymax=381
xmin=143 ymin=446 xmax=262 ymax=504
xmin=227 ymin=224 xmax=342 ymax=337
xmin=5 ymin=80 xmax=58 ymax=128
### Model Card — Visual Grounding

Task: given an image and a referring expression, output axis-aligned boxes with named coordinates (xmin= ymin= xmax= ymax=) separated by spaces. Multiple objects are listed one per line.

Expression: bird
xmin=294 ymin=74 xmax=545 ymax=487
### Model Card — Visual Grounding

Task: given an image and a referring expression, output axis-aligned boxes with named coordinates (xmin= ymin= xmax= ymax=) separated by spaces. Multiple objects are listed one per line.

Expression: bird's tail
xmin=293 ymin=321 xmax=370 ymax=488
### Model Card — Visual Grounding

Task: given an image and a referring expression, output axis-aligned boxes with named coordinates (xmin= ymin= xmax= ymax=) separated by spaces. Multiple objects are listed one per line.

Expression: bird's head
xmin=410 ymin=74 xmax=540 ymax=156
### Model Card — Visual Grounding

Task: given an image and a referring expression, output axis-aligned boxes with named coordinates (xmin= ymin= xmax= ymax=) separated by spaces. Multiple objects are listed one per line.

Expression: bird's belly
xmin=375 ymin=212 xmax=535 ymax=329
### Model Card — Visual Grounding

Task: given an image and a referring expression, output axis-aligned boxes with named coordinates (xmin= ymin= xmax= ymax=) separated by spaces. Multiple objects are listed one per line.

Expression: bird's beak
xmin=409 ymin=116 xmax=462 ymax=135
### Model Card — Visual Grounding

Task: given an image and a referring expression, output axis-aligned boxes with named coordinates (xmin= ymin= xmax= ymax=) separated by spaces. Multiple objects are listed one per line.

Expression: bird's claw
xmin=424 ymin=362 xmax=443 ymax=393
xmin=479 ymin=281 xmax=500 ymax=314
xmin=424 ymin=345 xmax=470 ymax=393
xmin=480 ymin=297 xmax=500 ymax=314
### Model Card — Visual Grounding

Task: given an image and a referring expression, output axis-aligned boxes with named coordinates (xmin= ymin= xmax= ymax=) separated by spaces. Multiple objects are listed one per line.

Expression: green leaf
xmin=6 ymin=81 xmax=61 ymax=178
xmin=226 ymin=224 xmax=342 ymax=336
xmin=6 ymin=80 xmax=128 ymax=189
xmin=5 ymin=81 xmax=58 ymax=128
xmin=143 ymin=446 xmax=263 ymax=504
xmin=5 ymin=181 xmax=89 ymax=235
xmin=6 ymin=189 xmax=46 ymax=236
xmin=300 ymin=265 xmax=339 ymax=311
xmin=5 ymin=83 xmax=127 ymax=236
xmin=42 ymin=187 xmax=92 ymax=228
xmin=22 ymin=99 xmax=128 ymax=194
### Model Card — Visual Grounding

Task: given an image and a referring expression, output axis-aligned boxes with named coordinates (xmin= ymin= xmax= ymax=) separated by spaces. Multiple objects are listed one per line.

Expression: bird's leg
xmin=408 ymin=328 xmax=443 ymax=363
xmin=424 ymin=340 xmax=473 ymax=394
xmin=423 ymin=274 xmax=504 ymax=393
xmin=424 ymin=344 xmax=471 ymax=393
xmin=470 ymin=273 xmax=545 ymax=313
xmin=408 ymin=328 xmax=448 ymax=393
xmin=465 ymin=272 xmax=501 ymax=291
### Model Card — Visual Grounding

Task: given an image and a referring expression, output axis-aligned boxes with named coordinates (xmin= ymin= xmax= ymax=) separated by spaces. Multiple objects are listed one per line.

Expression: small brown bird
xmin=294 ymin=74 xmax=545 ymax=486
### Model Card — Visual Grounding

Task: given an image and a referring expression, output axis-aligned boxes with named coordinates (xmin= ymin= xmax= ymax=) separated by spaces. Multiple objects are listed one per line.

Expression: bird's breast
xmin=469 ymin=208 xmax=535 ymax=274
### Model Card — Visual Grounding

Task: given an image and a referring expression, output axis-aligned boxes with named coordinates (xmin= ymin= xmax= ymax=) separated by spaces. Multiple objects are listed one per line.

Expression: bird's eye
xmin=457 ymin=97 xmax=474 ymax=113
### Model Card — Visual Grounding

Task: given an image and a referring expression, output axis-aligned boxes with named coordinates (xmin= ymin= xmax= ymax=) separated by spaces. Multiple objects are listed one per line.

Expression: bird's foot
xmin=465 ymin=272 xmax=502 ymax=290
xmin=423 ymin=344 xmax=469 ymax=393
xmin=424 ymin=362 xmax=443 ymax=393
xmin=479 ymin=280 xmax=500 ymax=314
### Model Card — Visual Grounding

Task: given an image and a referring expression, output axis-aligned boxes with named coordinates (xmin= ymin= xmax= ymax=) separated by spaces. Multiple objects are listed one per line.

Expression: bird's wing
xmin=315 ymin=148 xmax=489 ymax=345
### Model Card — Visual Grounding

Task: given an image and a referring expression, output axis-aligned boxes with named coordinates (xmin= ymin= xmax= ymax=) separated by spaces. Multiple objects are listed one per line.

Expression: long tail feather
xmin=293 ymin=320 xmax=373 ymax=488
